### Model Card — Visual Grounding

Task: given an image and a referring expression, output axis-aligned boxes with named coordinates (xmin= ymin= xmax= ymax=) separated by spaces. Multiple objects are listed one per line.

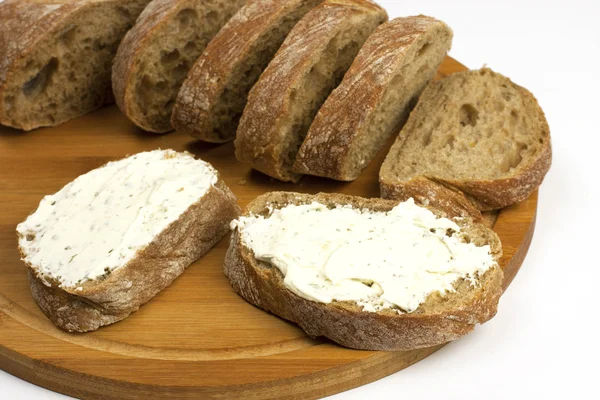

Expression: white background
xmin=2 ymin=0 xmax=599 ymax=398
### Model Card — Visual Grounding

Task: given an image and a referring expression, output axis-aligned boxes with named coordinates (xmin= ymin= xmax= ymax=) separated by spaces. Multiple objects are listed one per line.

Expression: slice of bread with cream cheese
xmin=17 ymin=149 xmax=240 ymax=332
xmin=225 ymin=191 xmax=503 ymax=351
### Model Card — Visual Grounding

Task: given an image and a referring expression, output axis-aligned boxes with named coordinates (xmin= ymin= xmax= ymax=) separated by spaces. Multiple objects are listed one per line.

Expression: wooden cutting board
xmin=0 ymin=57 xmax=537 ymax=399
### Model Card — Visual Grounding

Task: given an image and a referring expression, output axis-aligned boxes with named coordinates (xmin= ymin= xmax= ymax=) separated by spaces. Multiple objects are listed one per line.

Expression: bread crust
xmin=0 ymin=0 xmax=149 ymax=131
xmin=293 ymin=16 xmax=452 ymax=181
xmin=224 ymin=191 xmax=503 ymax=351
xmin=171 ymin=0 xmax=324 ymax=142
xmin=21 ymin=178 xmax=241 ymax=332
xmin=380 ymin=68 xmax=552 ymax=211
xmin=28 ymin=271 xmax=129 ymax=333
xmin=234 ymin=0 xmax=387 ymax=182
xmin=381 ymin=176 xmax=483 ymax=220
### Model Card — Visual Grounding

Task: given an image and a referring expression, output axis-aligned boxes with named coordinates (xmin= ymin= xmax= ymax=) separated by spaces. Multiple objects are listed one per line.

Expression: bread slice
xmin=294 ymin=16 xmax=453 ymax=181
xmin=112 ymin=0 xmax=246 ymax=133
xmin=172 ymin=0 xmax=324 ymax=143
xmin=0 ymin=0 xmax=151 ymax=131
xmin=17 ymin=150 xmax=241 ymax=332
xmin=380 ymin=68 xmax=552 ymax=213
xmin=225 ymin=191 xmax=503 ymax=351
xmin=234 ymin=0 xmax=387 ymax=182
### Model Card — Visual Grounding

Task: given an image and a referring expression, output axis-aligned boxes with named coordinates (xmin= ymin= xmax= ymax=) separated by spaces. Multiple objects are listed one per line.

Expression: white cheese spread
xmin=17 ymin=149 xmax=217 ymax=288
xmin=232 ymin=199 xmax=497 ymax=313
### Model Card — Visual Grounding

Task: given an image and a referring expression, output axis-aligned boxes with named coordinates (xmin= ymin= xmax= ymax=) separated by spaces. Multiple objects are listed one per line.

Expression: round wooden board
xmin=0 ymin=57 xmax=537 ymax=399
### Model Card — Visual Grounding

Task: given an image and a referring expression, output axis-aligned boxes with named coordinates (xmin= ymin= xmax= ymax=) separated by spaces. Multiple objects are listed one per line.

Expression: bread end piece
xmin=24 ymin=179 xmax=241 ymax=332
xmin=225 ymin=191 xmax=503 ymax=351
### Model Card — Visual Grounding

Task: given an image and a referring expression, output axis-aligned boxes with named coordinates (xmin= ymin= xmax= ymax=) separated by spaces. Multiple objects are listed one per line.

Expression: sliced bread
xmin=112 ymin=0 xmax=246 ymax=133
xmin=294 ymin=16 xmax=453 ymax=181
xmin=0 ymin=0 xmax=151 ymax=131
xmin=380 ymin=68 xmax=552 ymax=213
xmin=172 ymin=0 xmax=324 ymax=142
xmin=225 ymin=192 xmax=503 ymax=351
xmin=17 ymin=150 xmax=241 ymax=332
xmin=234 ymin=0 xmax=388 ymax=182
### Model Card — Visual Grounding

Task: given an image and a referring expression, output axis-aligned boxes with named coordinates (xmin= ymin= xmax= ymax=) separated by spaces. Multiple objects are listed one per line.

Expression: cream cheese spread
xmin=232 ymin=199 xmax=497 ymax=313
xmin=17 ymin=149 xmax=217 ymax=288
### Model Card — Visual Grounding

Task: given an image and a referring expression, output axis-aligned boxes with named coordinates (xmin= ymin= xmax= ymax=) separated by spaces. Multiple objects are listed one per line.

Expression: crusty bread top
xmin=294 ymin=15 xmax=453 ymax=181
xmin=380 ymin=68 xmax=552 ymax=210
xmin=234 ymin=0 xmax=387 ymax=181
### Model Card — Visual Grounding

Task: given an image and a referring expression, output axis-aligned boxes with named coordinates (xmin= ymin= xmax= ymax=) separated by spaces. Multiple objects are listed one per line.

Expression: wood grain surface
xmin=0 ymin=57 xmax=537 ymax=399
